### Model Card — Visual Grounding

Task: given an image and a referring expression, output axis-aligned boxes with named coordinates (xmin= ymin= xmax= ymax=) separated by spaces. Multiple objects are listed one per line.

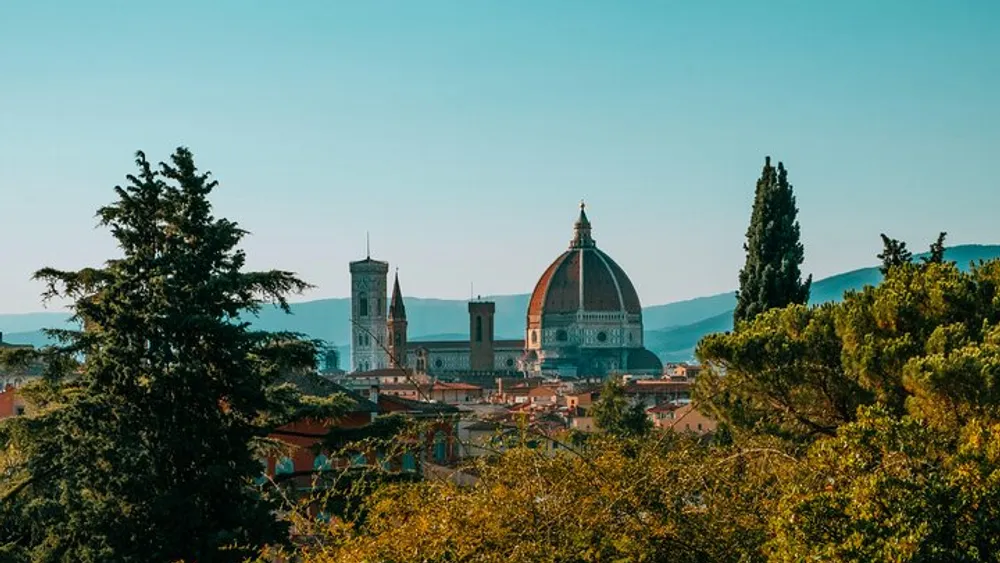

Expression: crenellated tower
xmin=349 ymin=252 xmax=390 ymax=372
xmin=387 ymin=270 xmax=408 ymax=368
xmin=469 ymin=298 xmax=496 ymax=371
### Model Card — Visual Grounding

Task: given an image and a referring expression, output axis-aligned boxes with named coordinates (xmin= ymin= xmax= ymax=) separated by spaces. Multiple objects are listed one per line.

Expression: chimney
xmin=369 ymin=385 xmax=380 ymax=422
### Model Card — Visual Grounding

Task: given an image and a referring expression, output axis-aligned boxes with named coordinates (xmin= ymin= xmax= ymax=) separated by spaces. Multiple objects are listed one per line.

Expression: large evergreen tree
xmin=0 ymin=149 xmax=340 ymax=562
xmin=591 ymin=379 xmax=652 ymax=438
xmin=734 ymin=156 xmax=811 ymax=324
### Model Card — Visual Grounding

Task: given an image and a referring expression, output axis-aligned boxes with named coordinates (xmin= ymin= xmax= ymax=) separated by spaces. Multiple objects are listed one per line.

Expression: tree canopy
xmin=0 ymin=148 xmax=341 ymax=562
xmin=590 ymin=378 xmax=652 ymax=438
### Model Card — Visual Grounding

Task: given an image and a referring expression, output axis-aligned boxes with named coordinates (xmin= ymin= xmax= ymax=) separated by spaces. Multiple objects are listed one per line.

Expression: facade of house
xmin=647 ymin=403 xmax=717 ymax=435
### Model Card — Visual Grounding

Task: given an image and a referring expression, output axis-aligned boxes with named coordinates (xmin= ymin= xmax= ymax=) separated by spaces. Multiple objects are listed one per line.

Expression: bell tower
xmin=469 ymin=298 xmax=496 ymax=372
xmin=387 ymin=270 xmax=408 ymax=369
xmin=349 ymin=242 xmax=390 ymax=372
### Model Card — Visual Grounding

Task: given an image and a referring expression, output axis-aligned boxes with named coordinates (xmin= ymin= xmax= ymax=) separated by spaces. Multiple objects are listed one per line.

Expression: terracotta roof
xmin=646 ymin=403 xmax=682 ymax=414
xmin=625 ymin=381 xmax=692 ymax=394
xmin=527 ymin=207 xmax=642 ymax=318
xmin=380 ymin=394 xmax=459 ymax=414
xmin=432 ymin=381 xmax=483 ymax=391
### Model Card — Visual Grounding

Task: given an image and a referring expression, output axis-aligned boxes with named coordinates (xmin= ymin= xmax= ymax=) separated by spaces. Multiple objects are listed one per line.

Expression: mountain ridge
xmin=3 ymin=244 xmax=998 ymax=364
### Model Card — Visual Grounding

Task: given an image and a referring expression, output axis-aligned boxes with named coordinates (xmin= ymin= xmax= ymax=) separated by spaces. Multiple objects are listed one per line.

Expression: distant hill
xmin=648 ymin=244 xmax=1000 ymax=362
xmin=4 ymin=245 xmax=999 ymax=366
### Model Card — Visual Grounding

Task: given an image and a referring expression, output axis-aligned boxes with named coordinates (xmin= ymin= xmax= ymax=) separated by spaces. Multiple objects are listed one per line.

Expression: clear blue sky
xmin=1 ymin=1 xmax=998 ymax=314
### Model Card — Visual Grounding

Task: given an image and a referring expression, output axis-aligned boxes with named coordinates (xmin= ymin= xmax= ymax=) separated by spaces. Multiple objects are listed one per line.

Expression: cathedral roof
xmin=627 ymin=348 xmax=664 ymax=373
xmin=528 ymin=203 xmax=642 ymax=318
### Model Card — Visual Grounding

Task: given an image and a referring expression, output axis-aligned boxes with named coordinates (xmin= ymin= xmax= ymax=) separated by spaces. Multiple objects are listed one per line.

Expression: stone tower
xmin=349 ymin=254 xmax=390 ymax=372
xmin=468 ymin=299 xmax=496 ymax=372
xmin=387 ymin=270 xmax=408 ymax=369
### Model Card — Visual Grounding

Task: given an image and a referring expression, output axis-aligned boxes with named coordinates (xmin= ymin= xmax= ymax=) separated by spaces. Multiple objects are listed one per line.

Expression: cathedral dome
xmin=527 ymin=203 xmax=642 ymax=318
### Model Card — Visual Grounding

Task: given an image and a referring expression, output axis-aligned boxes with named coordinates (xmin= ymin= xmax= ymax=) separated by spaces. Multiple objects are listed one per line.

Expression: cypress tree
xmin=0 ymin=148 xmax=341 ymax=562
xmin=734 ymin=156 xmax=812 ymax=324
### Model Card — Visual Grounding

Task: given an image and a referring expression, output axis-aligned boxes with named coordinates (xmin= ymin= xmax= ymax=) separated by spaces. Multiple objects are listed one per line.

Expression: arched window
xmin=357 ymin=333 xmax=364 ymax=346
xmin=475 ymin=316 xmax=483 ymax=342
xmin=314 ymin=455 xmax=331 ymax=471
xmin=433 ymin=431 xmax=447 ymax=463
xmin=275 ymin=457 xmax=294 ymax=475
xmin=402 ymin=451 xmax=416 ymax=472
xmin=375 ymin=297 xmax=381 ymax=316
xmin=394 ymin=331 xmax=401 ymax=347
xmin=359 ymin=292 xmax=368 ymax=317
xmin=531 ymin=331 xmax=538 ymax=344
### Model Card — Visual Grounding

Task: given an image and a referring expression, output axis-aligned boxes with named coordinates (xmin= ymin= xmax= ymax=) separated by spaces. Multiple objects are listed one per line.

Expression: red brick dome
xmin=527 ymin=204 xmax=642 ymax=318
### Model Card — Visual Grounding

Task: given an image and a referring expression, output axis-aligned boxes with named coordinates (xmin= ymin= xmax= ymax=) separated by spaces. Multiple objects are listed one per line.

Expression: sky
xmin=1 ymin=1 xmax=998 ymax=314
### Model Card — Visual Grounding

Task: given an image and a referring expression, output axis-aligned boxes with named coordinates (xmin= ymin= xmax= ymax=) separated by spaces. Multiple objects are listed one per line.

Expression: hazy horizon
xmin=2 ymin=1 xmax=998 ymax=314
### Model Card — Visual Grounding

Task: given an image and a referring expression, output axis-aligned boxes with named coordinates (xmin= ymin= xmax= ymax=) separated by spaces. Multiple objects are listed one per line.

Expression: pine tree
xmin=0 ymin=149 xmax=340 ymax=562
xmin=923 ymin=232 xmax=947 ymax=265
xmin=734 ymin=156 xmax=812 ymax=324
xmin=877 ymin=234 xmax=913 ymax=275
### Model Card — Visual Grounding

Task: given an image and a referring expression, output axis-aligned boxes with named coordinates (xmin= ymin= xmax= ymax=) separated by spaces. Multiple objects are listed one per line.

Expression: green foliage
xmin=734 ymin=156 xmax=811 ymax=325
xmin=590 ymin=378 xmax=652 ymax=438
xmin=286 ymin=434 xmax=790 ymax=563
xmin=0 ymin=149 xmax=340 ymax=562
xmin=769 ymin=407 xmax=1000 ymax=561
xmin=698 ymin=258 xmax=1000 ymax=442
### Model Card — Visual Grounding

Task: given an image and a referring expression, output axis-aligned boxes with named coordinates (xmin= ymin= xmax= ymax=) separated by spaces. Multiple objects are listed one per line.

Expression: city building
xmin=521 ymin=202 xmax=662 ymax=377
xmin=347 ymin=203 xmax=662 ymax=379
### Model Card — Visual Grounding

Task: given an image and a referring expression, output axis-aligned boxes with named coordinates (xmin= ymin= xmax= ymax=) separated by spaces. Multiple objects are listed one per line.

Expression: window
xmin=402 ymin=452 xmax=417 ymax=472
xmin=556 ymin=329 xmax=568 ymax=342
xmin=275 ymin=457 xmax=294 ymax=475
xmin=475 ymin=316 xmax=483 ymax=342
xmin=359 ymin=292 xmax=368 ymax=317
xmin=531 ymin=331 xmax=538 ymax=344
xmin=597 ymin=332 xmax=607 ymax=342
xmin=314 ymin=455 xmax=331 ymax=471
xmin=375 ymin=298 xmax=381 ymax=316
xmin=394 ymin=332 xmax=401 ymax=347
xmin=435 ymin=359 xmax=443 ymax=368
xmin=434 ymin=432 xmax=447 ymax=463
xmin=358 ymin=333 xmax=364 ymax=346
xmin=505 ymin=358 xmax=514 ymax=367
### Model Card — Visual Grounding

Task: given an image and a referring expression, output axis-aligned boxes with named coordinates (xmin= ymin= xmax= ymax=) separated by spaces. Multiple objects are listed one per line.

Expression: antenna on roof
xmin=470 ymin=282 xmax=474 ymax=302
xmin=366 ymin=231 xmax=370 ymax=259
